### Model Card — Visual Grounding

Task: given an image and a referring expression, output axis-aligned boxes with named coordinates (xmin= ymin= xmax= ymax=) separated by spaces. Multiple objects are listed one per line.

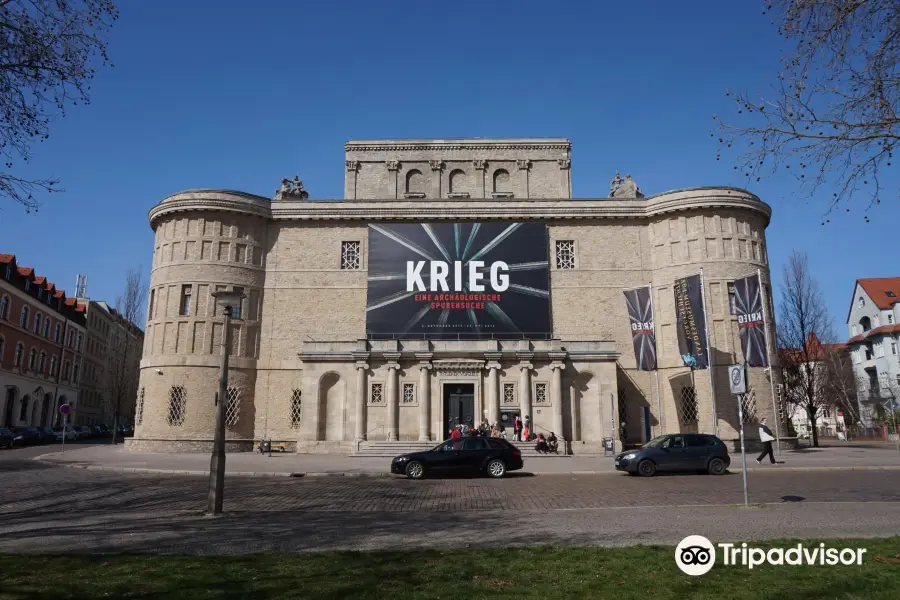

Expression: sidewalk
xmin=34 ymin=444 xmax=900 ymax=477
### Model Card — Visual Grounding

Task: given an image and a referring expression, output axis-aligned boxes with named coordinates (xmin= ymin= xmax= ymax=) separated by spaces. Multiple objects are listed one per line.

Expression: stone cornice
xmin=345 ymin=139 xmax=571 ymax=152
xmin=148 ymin=187 xmax=771 ymax=229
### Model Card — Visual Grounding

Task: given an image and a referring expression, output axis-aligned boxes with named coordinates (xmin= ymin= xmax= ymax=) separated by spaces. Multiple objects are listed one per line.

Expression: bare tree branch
xmin=714 ymin=0 xmax=899 ymax=217
xmin=104 ymin=266 xmax=145 ymax=442
xmin=0 ymin=0 xmax=118 ymax=211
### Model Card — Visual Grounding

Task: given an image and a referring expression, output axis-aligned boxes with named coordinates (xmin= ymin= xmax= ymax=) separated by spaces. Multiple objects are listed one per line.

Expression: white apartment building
xmin=846 ymin=278 xmax=900 ymax=427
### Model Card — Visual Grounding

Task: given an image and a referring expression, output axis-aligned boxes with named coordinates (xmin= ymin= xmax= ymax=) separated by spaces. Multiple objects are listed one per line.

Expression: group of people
xmin=446 ymin=415 xmax=559 ymax=454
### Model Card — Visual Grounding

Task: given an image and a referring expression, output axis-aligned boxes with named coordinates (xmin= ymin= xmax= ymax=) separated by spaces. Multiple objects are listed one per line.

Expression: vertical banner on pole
xmin=673 ymin=275 xmax=709 ymax=369
xmin=733 ymin=273 xmax=769 ymax=367
xmin=699 ymin=269 xmax=718 ymax=436
xmin=757 ymin=269 xmax=782 ymax=454
xmin=623 ymin=286 xmax=657 ymax=371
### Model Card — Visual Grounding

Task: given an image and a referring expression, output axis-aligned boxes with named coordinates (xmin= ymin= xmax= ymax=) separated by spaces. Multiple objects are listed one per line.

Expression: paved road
xmin=0 ymin=447 xmax=898 ymax=554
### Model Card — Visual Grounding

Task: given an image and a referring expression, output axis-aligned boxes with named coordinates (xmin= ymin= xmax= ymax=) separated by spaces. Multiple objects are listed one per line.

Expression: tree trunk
xmin=110 ymin=411 xmax=118 ymax=445
xmin=808 ymin=406 xmax=819 ymax=448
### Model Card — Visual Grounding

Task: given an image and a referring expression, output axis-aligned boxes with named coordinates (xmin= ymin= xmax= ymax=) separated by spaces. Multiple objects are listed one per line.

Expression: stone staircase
xmin=353 ymin=439 xmax=572 ymax=458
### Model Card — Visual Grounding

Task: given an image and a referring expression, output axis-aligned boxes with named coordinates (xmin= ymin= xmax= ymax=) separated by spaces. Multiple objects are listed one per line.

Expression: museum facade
xmin=129 ymin=138 xmax=779 ymax=454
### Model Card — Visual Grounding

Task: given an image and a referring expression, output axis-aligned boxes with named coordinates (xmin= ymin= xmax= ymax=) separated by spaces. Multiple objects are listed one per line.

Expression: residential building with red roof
xmin=0 ymin=254 xmax=87 ymax=428
xmin=846 ymin=277 xmax=900 ymax=428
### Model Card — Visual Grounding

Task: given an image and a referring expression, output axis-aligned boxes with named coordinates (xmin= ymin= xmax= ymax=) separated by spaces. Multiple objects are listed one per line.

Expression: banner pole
xmin=758 ymin=268 xmax=782 ymax=456
xmin=700 ymin=268 xmax=718 ymax=437
xmin=649 ymin=282 xmax=663 ymax=436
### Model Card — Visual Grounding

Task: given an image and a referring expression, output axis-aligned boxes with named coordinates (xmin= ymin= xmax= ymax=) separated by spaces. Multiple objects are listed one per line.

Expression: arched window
xmin=405 ymin=169 xmax=425 ymax=195
xmin=860 ymin=316 xmax=872 ymax=332
xmin=859 ymin=296 xmax=866 ymax=308
xmin=0 ymin=295 xmax=9 ymax=320
xmin=76 ymin=333 xmax=83 ymax=352
xmin=448 ymin=169 xmax=468 ymax=195
xmin=73 ymin=363 xmax=79 ymax=383
xmin=33 ymin=311 xmax=41 ymax=333
xmin=50 ymin=356 xmax=58 ymax=377
xmin=492 ymin=169 xmax=511 ymax=193
xmin=43 ymin=317 xmax=50 ymax=338
xmin=19 ymin=394 xmax=30 ymax=422
xmin=0 ymin=336 xmax=4 ymax=361
xmin=27 ymin=348 xmax=36 ymax=371
xmin=66 ymin=331 xmax=74 ymax=348
xmin=54 ymin=323 xmax=61 ymax=343
xmin=38 ymin=352 xmax=46 ymax=373
xmin=62 ymin=361 xmax=70 ymax=380
xmin=13 ymin=343 xmax=23 ymax=367
xmin=19 ymin=306 xmax=29 ymax=328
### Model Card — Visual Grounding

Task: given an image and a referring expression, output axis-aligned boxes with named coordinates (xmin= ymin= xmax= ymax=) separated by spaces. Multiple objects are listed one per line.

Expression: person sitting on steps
xmin=547 ymin=432 xmax=559 ymax=454
xmin=535 ymin=433 xmax=549 ymax=453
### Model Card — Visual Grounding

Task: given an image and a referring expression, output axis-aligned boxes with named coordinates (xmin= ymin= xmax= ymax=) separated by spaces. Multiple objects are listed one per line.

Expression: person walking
xmin=513 ymin=416 xmax=522 ymax=442
xmin=757 ymin=418 xmax=777 ymax=465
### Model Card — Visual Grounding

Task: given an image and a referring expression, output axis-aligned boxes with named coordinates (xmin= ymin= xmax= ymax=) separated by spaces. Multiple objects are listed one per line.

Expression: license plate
xmin=615 ymin=460 xmax=621 ymax=466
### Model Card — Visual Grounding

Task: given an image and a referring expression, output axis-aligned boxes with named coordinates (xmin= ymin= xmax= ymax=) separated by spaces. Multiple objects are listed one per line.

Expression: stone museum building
xmin=130 ymin=138 xmax=779 ymax=454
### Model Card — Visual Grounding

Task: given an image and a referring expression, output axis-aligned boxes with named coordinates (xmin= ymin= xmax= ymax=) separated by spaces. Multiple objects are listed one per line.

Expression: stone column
xmin=486 ymin=361 xmax=500 ymax=425
xmin=430 ymin=160 xmax=444 ymax=198
xmin=518 ymin=362 xmax=532 ymax=423
xmin=418 ymin=362 xmax=431 ymax=441
xmin=354 ymin=362 xmax=368 ymax=441
xmin=386 ymin=362 xmax=399 ymax=441
xmin=517 ymin=159 xmax=531 ymax=198
xmin=551 ymin=361 xmax=565 ymax=440
xmin=387 ymin=161 xmax=399 ymax=199
xmin=473 ymin=159 xmax=487 ymax=198
xmin=570 ymin=382 xmax=580 ymax=441
xmin=345 ymin=160 xmax=360 ymax=200
xmin=558 ymin=158 xmax=571 ymax=198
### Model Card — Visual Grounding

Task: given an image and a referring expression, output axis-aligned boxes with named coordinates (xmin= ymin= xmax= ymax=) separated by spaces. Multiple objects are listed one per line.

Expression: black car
xmin=0 ymin=427 xmax=17 ymax=449
xmin=9 ymin=427 xmax=42 ymax=446
xmin=614 ymin=433 xmax=730 ymax=477
xmin=391 ymin=437 xmax=524 ymax=479
xmin=37 ymin=427 xmax=57 ymax=443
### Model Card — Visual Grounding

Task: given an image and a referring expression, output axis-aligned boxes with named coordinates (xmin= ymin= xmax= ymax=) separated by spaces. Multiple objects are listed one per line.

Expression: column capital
xmin=516 ymin=159 xmax=532 ymax=171
xmin=518 ymin=362 xmax=534 ymax=372
xmin=346 ymin=160 xmax=360 ymax=172
xmin=386 ymin=362 xmax=400 ymax=371
xmin=550 ymin=361 xmax=565 ymax=371
xmin=473 ymin=159 xmax=488 ymax=170
xmin=429 ymin=159 xmax=445 ymax=171
xmin=418 ymin=362 xmax=433 ymax=370
xmin=557 ymin=158 xmax=571 ymax=170
xmin=386 ymin=160 xmax=400 ymax=171
xmin=484 ymin=351 xmax=502 ymax=362
xmin=485 ymin=362 xmax=502 ymax=371
xmin=355 ymin=361 xmax=369 ymax=370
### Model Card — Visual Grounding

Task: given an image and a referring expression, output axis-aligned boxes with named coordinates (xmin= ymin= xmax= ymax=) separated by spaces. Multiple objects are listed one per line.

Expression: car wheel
xmin=707 ymin=457 xmax=727 ymax=476
xmin=486 ymin=459 xmax=506 ymax=478
xmin=637 ymin=459 xmax=656 ymax=477
xmin=405 ymin=461 xmax=425 ymax=480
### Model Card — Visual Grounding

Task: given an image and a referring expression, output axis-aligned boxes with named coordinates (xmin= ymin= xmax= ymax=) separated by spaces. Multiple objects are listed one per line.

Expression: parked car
xmin=98 ymin=424 xmax=111 ymax=436
xmin=9 ymin=427 xmax=42 ymax=446
xmin=36 ymin=427 xmax=57 ymax=443
xmin=614 ymin=433 xmax=731 ymax=477
xmin=391 ymin=437 xmax=524 ymax=479
xmin=0 ymin=427 xmax=19 ymax=449
xmin=74 ymin=426 xmax=94 ymax=439
xmin=54 ymin=426 xmax=77 ymax=441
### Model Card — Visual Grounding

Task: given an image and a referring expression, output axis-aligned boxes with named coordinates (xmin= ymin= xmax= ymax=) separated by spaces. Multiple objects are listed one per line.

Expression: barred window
xmin=225 ymin=387 xmax=241 ymax=427
xmin=341 ymin=241 xmax=361 ymax=270
xmin=679 ymin=386 xmax=699 ymax=424
xmin=617 ymin=389 xmax=628 ymax=422
xmin=740 ymin=388 xmax=757 ymax=424
xmin=370 ymin=383 xmax=384 ymax=405
xmin=136 ymin=388 xmax=145 ymax=425
xmin=555 ymin=240 xmax=575 ymax=269
xmin=402 ymin=383 xmax=415 ymax=404
xmin=534 ymin=382 xmax=548 ymax=405
xmin=290 ymin=389 xmax=302 ymax=428
xmin=502 ymin=383 xmax=516 ymax=405
xmin=167 ymin=385 xmax=187 ymax=426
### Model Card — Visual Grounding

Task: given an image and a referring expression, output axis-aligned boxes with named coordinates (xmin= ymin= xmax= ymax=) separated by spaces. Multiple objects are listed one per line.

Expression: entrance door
xmin=444 ymin=384 xmax=475 ymax=435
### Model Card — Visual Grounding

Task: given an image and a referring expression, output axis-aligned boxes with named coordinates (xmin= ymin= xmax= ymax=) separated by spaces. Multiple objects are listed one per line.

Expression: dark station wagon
xmin=614 ymin=433 xmax=731 ymax=477
xmin=392 ymin=437 xmax=524 ymax=479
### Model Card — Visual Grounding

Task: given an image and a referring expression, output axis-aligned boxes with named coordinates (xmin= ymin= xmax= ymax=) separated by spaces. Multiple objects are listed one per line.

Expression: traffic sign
xmin=728 ymin=364 xmax=747 ymax=395
xmin=58 ymin=404 xmax=71 ymax=416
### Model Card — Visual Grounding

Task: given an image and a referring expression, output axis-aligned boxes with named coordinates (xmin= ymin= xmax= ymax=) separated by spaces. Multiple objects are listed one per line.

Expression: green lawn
xmin=1 ymin=538 xmax=899 ymax=599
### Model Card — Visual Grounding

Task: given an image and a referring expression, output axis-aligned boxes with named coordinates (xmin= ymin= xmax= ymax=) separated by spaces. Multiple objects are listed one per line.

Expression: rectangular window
xmin=502 ymin=383 xmax=516 ymax=405
xmin=889 ymin=314 xmax=895 ymax=325
xmin=24 ymin=280 xmax=30 ymax=292
xmin=877 ymin=343 xmax=885 ymax=358
xmin=3 ymin=264 xmax=11 ymax=280
xmin=236 ymin=244 xmax=247 ymax=264
xmin=370 ymin=383 xmax=384 ymax=405
xmin=232 ymin=287 xmax=244 ymax=319
xmin=534 ymin=382 xmax=548 ymax=405
xmin=148 ymin=289 xmax=155 ymax=319
xmin=892 ymin=342 xmax=898 ymax=356
xmin=555 ymin=240 xmax=575 ymax=269
xmin=727 ymin=282 xmax=737 ymax=315
xmin=179 ymin=285 xmax=192 ymax=316
xmin=402 ymin=382 xmax=415 ymax=404
xmin=879 ymin=372 xmax=889 ymax=390
xmin=341 ymin=241 xmax=361 ymax=270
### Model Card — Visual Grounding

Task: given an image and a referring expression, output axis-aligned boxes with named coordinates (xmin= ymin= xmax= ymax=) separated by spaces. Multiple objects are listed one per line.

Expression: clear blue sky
xmin=1 ymin=0 xmax=895 ymax=337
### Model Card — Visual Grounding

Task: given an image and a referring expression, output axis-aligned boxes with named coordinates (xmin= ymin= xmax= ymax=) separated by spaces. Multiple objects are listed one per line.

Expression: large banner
xmin=733 ymin=273 xmax=769 ymax=367
xmin=366 ymin=222 xmax=550 ymax=339
xmin=623 ymin=286 xmax=657 ymax=371
xmin=674 ymin=275 xmax=709 ymax=369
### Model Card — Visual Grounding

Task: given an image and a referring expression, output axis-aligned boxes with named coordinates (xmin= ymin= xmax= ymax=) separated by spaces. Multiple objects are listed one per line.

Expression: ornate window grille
xmin=225 ymin=387 xmax=241 ymax=427
xmin=679 ymin=386 xmax=699 ymax=424
xmin=534 ymin=382 xmax=548 ymax=405
xmin=370 ymin=383 xmax=384 ymax=405
xmin=555 ymin=240 xmax=575 ymax=270
xmin=290 ymin=389 xmax=302 ymax=428
xmin=341 ymin=241 xmax=361 ymax=270
xmin=136 ymin=388 xmax=145 ymax=425
xmin=741 ymin=388 xmax=758 ymax=424
xmin=617 ymin=389 xmax=629 ymax=422
xmin=402 ymin=383 xmax=415 ymax=404
xmin=166 ymin=385 xmax=187 ymax=426
xmin=503 ymin=383 xmax=516 ymax=405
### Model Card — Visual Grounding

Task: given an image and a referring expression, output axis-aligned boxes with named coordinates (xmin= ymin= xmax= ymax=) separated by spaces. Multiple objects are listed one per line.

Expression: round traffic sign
xmin=731 ymin=368 xmax=742 ymax=385
xmin=58 ymin=404 xmax=71 ymax=416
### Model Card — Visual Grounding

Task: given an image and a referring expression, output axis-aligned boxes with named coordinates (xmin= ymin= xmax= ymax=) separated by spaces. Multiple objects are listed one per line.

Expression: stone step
xmin=354 ymin=439 xmax=573 ymax=458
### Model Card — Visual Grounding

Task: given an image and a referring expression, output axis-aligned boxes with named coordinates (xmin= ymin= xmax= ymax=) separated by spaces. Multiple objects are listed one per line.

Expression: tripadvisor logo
xmin=675 ymin=535 xmax=867 ymax=576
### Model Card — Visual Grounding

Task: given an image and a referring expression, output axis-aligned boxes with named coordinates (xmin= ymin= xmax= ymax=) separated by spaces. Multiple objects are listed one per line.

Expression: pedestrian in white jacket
xmin=757 ymin=418 xmax=777 ymax=465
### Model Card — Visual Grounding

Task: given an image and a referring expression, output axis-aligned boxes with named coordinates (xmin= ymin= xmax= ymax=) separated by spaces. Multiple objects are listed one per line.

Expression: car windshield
xmin=642 ymin=436 xmax=669 ymax=448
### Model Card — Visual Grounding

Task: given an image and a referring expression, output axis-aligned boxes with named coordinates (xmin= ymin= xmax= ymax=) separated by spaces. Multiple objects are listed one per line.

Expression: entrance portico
xmin=296 ymin=338 xmax=621 ymax=452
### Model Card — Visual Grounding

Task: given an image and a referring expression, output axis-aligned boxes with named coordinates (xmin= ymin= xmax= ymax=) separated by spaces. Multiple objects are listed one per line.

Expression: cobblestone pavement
xmin=1 ymin=454 xmax=898 ymax=554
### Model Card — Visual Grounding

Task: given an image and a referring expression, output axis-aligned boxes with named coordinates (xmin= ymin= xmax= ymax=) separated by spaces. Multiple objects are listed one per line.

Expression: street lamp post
xmin=207 ymin=290 xmax=246 ymax=515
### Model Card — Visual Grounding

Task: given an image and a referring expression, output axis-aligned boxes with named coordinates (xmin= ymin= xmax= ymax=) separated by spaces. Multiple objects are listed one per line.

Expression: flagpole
xmin=758 ymin=268 xmax=782 ymax=456
xmin=700 ymin=268 xmax=718 ymax=437
xmin=649 ymin=282 xmax=663 ymax=436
